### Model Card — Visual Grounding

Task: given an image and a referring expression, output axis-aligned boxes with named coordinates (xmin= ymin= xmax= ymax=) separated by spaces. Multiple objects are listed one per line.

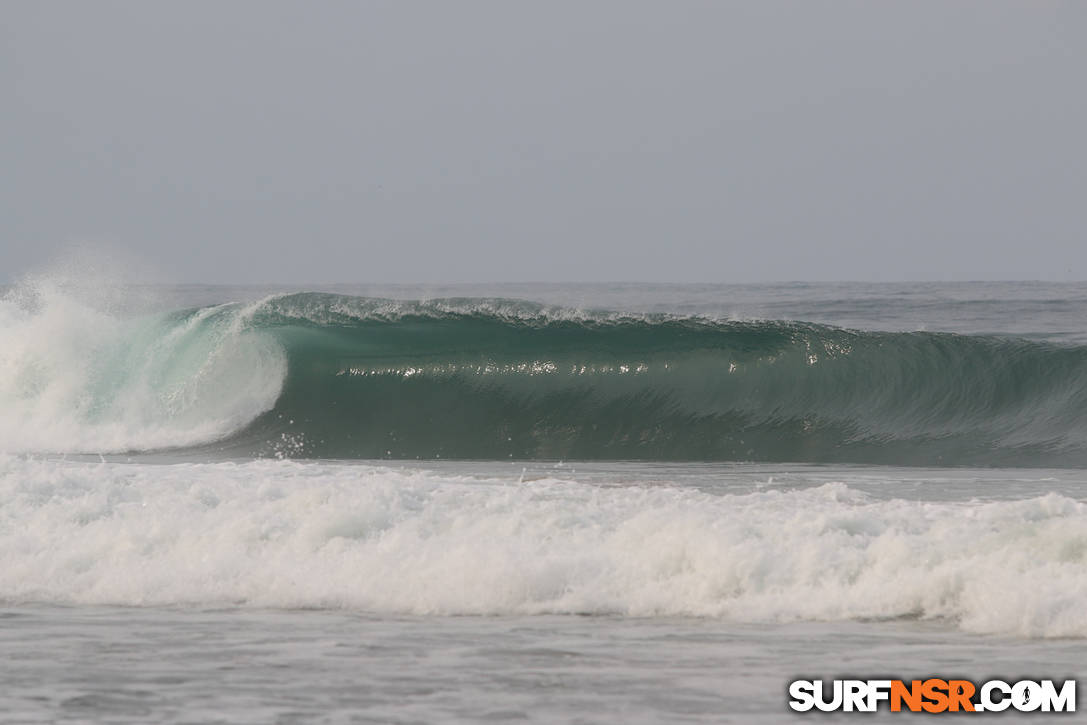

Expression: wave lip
xmin=2 ymin=457 xmax=1085 ymax=638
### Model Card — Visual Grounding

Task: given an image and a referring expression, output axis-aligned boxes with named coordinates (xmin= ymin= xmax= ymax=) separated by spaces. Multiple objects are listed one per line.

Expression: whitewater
xmin=2 ymin=279 xmax=1086 ymax=723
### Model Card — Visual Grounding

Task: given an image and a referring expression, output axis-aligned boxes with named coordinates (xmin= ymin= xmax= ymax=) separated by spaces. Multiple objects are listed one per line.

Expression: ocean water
xmin=1 ymin=279 xmax=1085 ymax=722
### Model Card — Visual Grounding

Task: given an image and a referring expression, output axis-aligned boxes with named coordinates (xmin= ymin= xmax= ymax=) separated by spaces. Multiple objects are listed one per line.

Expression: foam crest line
xmin=1 ymin=457 xmax=1084 ymax=637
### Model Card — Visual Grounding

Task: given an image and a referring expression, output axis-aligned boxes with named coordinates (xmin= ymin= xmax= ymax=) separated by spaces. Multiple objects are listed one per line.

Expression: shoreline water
xmin=4 ymin=603 xmax=1081 ymax=724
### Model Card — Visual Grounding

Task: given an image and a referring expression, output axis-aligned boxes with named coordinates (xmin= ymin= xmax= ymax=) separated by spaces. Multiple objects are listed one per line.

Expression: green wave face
xmin=198 ymin=293 xmax=1087 ymax=465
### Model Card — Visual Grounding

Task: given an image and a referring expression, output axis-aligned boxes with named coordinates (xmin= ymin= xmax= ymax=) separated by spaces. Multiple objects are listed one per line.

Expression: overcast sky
xmin=3 ymin=1 xmax=1085 ymax=283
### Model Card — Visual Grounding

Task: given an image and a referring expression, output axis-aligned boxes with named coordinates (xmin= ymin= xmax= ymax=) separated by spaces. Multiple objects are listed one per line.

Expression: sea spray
xmin=0 ymin=280 xmax=286 ymax=453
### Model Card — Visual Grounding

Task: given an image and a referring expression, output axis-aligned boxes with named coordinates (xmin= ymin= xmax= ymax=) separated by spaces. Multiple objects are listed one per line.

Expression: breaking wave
xmin=5 ymin=289 xmax=1087 ymax=466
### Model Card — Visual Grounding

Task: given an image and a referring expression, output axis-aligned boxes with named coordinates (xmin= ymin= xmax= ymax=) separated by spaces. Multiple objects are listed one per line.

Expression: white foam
xmin=262 ymin=292 xmax=716 ymax=327
xmin=1 ymin=456 xmax=1084 ymax=638
xmin=0 ymin=280 xmax=286 ymax=453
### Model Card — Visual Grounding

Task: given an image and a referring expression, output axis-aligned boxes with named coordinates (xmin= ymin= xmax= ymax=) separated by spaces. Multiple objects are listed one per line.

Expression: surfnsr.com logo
xmin=789 ymin=679 xmax=1076 ymax=713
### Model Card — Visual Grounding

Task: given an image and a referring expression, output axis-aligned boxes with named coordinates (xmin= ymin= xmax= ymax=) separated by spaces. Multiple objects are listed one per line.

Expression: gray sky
xmin=3 ymin=1 xmax=1085 ymax=283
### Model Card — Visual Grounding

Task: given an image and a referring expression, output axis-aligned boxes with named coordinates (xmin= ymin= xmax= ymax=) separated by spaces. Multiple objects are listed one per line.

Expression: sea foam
xmin=1 ymin=456 xmax=1084 ymax=638
xmin=0 ymin=279 xmax=286 ymax=454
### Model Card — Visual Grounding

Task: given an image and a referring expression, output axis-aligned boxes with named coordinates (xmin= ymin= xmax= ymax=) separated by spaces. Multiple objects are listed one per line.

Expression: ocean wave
xmin=5 ymin=289 xmax=1087 ymax=465
xmin=1 ymin=456 xmax=1084 ymax=637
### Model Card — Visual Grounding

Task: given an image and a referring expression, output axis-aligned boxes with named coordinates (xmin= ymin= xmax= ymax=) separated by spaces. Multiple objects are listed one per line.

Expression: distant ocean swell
xmin=4 ymin=290 xmax=1087 ymax=466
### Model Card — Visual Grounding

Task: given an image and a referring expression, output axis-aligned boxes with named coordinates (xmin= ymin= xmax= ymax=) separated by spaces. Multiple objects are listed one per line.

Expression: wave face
xmin=2 ymin=456 xmax=1084 ymax=637
xmin=5 ymin=289 xmax=1087 ymax=466
xmin=238 ymin=293 xmax=1087 ymax=466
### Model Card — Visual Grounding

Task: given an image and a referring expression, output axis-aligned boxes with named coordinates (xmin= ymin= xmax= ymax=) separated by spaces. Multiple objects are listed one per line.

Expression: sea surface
xmin=1 ymin=279 xmax=1085 ymax=723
